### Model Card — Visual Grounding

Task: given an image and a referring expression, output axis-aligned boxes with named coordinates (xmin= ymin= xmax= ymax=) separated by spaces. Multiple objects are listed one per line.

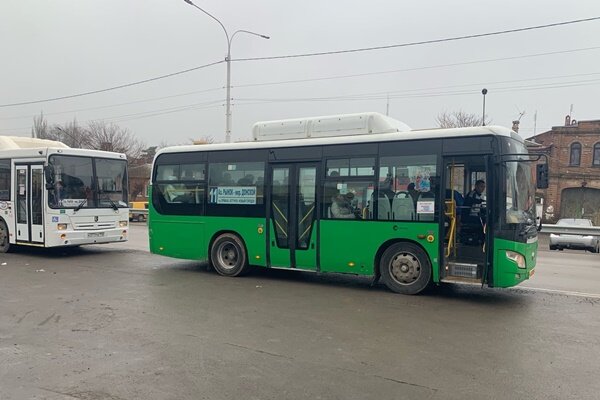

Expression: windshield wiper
xmin=98 ymin=190 xmax=119 ymax=211
xmin=74 ymin=199 xmax=87 ymax=212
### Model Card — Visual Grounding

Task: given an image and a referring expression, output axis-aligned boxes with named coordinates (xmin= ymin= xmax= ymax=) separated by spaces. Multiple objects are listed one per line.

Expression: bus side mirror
xmin=536 ymin=164 xmax=548 ymax=189
xmin=44 ymin=165 xmax=55 ymax=186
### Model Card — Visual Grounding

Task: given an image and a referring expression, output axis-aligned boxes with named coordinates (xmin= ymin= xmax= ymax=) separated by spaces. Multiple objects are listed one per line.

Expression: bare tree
xmin=32 ymin=115 xmax=145 ymax=161
xmin=35 ymin=116 xmax=87 ymax=148
xmin=85 ymin=121 xmax=145 ymax=162
xmin=32 ymin=112 xmax=49 ymax=138
xmin=436 ymin=110 xmax=489 ymax=128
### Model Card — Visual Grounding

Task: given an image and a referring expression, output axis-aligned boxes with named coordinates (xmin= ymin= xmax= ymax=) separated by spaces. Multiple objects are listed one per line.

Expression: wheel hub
xmin=390 ymin=252 xmax=421 ymax=285
xmin=218 ymin=242 xmax=238 ymax=269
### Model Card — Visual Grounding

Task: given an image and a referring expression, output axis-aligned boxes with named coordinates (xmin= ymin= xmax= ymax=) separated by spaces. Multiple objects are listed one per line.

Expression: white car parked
xmin=549 ymin=218 xmax=600 ymax=253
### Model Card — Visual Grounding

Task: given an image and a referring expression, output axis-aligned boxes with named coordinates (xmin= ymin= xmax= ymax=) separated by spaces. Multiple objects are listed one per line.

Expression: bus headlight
xmin=505 ymin=250 xmax=526 ymax=269
xmin=57 ymin=223 xmax=68 ymax=231
xmin=119 ymin=220 xmax=128 ymax=227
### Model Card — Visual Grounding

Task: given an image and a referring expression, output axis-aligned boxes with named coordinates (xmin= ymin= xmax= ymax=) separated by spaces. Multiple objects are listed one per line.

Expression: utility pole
xmin=386 ymin=93 xmax=390 ymax=116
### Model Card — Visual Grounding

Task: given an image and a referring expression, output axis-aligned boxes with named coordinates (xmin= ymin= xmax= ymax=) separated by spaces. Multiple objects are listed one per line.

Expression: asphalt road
xmin=0 ymin=225 xmax=599 ymax=400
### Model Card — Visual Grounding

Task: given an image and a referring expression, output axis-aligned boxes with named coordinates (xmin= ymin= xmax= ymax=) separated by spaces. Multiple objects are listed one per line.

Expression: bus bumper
xmin=46 ymin=228 xmax=129 ymax=246
xmin=493 ymin=238 xmax=537 ymax=288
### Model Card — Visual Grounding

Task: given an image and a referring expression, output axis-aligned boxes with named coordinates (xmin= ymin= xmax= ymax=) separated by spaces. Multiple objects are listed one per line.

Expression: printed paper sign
xmin=209 ymin=186 xmax=257 ymax=205
xmin=60 ymin=199 xmax=85 ymax=207
xmin=417 ymin=200 xmax=435 ymax=214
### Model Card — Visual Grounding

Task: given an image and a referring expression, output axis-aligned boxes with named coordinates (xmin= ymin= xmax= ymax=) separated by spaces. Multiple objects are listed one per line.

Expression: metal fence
xmin=541 ymin=224 xmax=600 ymax=236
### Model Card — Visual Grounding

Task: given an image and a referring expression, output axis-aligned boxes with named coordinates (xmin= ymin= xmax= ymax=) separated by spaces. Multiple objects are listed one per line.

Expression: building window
xmin=593 ymin=143 xmax=600 ymax=166
xmin=569 ymin=142 xmax=581 ymax=166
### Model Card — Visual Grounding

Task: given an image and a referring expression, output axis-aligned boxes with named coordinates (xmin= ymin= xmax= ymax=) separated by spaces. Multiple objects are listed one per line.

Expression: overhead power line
xmin=3 ymin=45 xmax=599 ymax=123
xmin=1 ymin=16 xmax=598 ymax=112
xmin=235 ymin=77 xmax=600 ymax=104
xmin=0 ymin=60 xmax=224 ymax=108
xmin=0 ymin=86 xmax=223 ymax=121
xmin=3 ymin=71 xmax=600 ymax=133
xmin=1 ymin=17 xmax=598 ymax=110
xmin=234 ymin=16 xmax=600 ymax=61
xmin=235 ymin=46 xmax=600 ymax=88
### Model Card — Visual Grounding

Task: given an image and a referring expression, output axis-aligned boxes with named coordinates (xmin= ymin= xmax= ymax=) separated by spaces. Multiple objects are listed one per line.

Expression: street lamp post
xmin=183 ymin=0 xmax=269 ymax=143
xmin=481 ymin=88 xmax=488 ymax=126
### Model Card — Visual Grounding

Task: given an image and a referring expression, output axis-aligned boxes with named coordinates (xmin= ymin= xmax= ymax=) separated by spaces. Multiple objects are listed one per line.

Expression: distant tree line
xmin=32 ymin=113 xmax=146 ymax=164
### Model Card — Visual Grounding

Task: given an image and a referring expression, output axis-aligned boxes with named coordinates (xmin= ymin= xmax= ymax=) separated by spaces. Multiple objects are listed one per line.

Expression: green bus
xmin=149 ymin=113 xmax=546 ymax=294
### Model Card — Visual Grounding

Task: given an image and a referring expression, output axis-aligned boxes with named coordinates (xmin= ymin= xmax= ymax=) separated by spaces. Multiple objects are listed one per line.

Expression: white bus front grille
xmin=73 ymin=222 xmax=117 ymax=230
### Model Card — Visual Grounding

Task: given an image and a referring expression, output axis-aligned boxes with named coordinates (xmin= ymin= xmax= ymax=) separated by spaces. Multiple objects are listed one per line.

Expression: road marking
xmin=519 ymin=286 xmax=600 ymax=299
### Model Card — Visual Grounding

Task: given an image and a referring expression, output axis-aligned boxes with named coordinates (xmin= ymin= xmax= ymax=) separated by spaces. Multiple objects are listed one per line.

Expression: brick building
xmin=128 ymin=163 xmax=151 ymax=202
xmin=526 ymin=116 xmax=600 ymax=225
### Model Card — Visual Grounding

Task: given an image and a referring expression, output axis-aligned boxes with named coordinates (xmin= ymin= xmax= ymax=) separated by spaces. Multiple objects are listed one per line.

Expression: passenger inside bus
xmin=380 ymin=175 xmax=395 ymax=200
xmin=331 ymin=192 xmax=357 ymax=219
xmin=407 ymin=182 xmax=420 ymax=205
xmin=461 ymin=179 xmax=486 ymax=244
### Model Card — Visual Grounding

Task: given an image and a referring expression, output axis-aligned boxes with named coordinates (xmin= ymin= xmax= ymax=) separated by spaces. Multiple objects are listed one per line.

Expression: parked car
xmin=129 ymin=201 xmax=148 ymax=222
xmin=549 ymin=218 xmax=600 ymax=253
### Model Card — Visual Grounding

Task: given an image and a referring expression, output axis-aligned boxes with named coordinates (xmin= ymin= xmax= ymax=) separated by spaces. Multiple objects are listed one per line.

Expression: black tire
xmin=379 ymin=242 xmax=431 ymax=295
xmin=549 ymin=245 xmax=556 ymax=251
xmin=0 ymin=219 xmax=10 ymax=253
xmin=138 ymin=214 xmax=146 ymax=223
xmin=210 ymin=233 xmax=249 ymax=277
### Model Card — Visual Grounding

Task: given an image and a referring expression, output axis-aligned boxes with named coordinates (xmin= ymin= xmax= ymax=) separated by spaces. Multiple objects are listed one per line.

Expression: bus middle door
xmin=268 ymin=163 xmax=318 ymax=270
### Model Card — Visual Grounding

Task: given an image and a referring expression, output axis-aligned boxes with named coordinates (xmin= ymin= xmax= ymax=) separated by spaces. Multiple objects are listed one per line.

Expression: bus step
xmin=440 ymin=276 xmax=482 ymax=285
xmin=446 ymin=262 xmax=481 ymax=279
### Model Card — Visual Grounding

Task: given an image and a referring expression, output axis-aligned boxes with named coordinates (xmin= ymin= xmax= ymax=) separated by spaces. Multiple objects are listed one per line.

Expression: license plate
xmin=88 ymin=232 xmax=105 ymax=238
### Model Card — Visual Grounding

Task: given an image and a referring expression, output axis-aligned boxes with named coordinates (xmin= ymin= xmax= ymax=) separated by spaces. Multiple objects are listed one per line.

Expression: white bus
xmin=0 ymin=136 xmax=129 ymax=252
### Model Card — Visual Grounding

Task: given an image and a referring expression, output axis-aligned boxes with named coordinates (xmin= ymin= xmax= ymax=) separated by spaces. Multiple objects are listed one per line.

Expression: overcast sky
xmin=1 ymin=0 xmax=600 ymax=147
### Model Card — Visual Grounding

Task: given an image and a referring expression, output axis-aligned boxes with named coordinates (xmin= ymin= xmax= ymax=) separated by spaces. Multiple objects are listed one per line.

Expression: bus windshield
xmin=48 ymin=155 xmax=128 ymax=209
xmin=505 ymin=159 xmax=535 ymax=225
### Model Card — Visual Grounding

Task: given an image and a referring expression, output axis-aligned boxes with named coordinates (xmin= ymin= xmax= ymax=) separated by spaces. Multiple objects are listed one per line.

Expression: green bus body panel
xmin=268 ymin=224 xmax=290 ymax=268
xmin=492 ymin=237 xmax=537 ymax=288
xmin=150 ymin=214 xmax=268 ymax=266
xmin=150 ymin=184 xmax=534 ymax=290
xmin=150 ymin=203 xmax=440 ymax=280
xmin=319 ymin=220 xmax=440 ymax=280
xmin=294 ymin=223 xmax=318 ymax=270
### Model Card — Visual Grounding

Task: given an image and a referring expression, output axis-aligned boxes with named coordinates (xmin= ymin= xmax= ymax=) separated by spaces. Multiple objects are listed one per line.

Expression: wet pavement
xmin=0 ymin=226 xmax=599 ymax=399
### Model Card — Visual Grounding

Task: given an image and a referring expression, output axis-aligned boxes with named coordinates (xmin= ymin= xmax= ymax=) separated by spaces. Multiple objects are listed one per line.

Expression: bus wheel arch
xmin=376 ymin=239 xmax=432 ymax=295
xmin=209 ymin=231 xmax=250 ymax=277
xmin=0 ymin=218 xmax=11 ymax=253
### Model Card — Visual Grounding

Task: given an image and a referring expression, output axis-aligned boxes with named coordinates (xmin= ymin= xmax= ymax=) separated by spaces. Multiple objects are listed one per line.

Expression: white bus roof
xmin=157 ymin=123 xmax=518 ymax=156
xmin=0 ymin=141 xmax=126 ymax=161
xmin=0 ymin=136 xmax=69 ymax=150
xmin=252 ymin=112 xmax=411 ymax=141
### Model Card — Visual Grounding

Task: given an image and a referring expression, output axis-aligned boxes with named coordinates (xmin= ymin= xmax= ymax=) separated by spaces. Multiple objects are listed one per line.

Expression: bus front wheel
xmin=0 ymin=219 xmax=10 ymax=253
xmin=210 ymin=233 xmax=249 ymax=277
xmin=380 ymin=242 xmax=431 ymax=295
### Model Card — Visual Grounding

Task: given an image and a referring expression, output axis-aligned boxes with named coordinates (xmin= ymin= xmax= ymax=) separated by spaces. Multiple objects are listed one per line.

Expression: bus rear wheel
xmin=0 ymin=219 xmax=10 ymax=253
xmin=380 ymin=242 xmax=431 ymax=295
xmin=210 ymin=233 xmax=249 ymax=277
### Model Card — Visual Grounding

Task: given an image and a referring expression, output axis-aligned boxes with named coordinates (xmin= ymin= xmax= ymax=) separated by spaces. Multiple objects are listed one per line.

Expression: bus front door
xmin=15 ymin=164 xmax=44 ymax=244
xmin=269 ymin=164 xmax=318 ymax=270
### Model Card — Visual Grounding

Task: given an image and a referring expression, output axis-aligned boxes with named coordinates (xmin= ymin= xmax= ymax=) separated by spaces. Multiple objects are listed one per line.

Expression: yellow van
xmin=129 ymin=201 xmax=149 ymax=222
